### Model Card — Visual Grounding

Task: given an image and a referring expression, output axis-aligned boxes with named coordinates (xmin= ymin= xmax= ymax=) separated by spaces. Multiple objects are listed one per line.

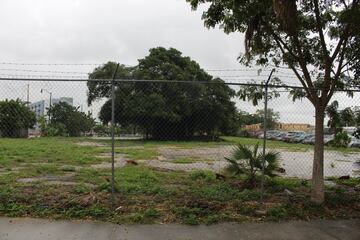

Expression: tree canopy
xmin=43 ymin=102 xmax=95 ymax=137
xmin=0 ymin=99 xmax=36 ymax=137
xmin=187 ymin=0 xmax=360 ymax=203
xmin=88 ymin=47 xmax=238 ymax=140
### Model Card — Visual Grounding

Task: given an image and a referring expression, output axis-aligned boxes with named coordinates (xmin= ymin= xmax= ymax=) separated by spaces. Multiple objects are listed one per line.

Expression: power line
xmin=206 ymin=68 xmax=274 ymax=72
xmin=0 ymin=73 xmax=87 ymax=79
xmin=0 ymin=68 xmax=89 ymax=75
xmin=0 ymin=62 xmax=101 ymax=66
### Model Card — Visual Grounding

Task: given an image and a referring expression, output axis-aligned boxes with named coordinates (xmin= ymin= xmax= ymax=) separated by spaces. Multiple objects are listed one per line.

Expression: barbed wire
xmin=0 ymin=62 xmax=101 ymax=66
xmin=0 ymin=77 xmax=358 ymax=93
xmin=0 ymin=68 xmax=89 ymax=75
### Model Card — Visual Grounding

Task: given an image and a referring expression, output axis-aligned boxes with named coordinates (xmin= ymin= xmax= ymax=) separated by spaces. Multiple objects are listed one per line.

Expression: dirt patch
xmin=17 ymin=173 xmax=96 ymax=188
xmin=91 ymin=153 xmax=129 ymax=169
xmin=17 ymin=173 xmax=76 ymax=183
xmin=155 ymin=146 xmax=360 ymax=178
xmin=76 ymin=141 xmax=106 ymax=147
xmin=141 ymin=159 xmax=223 ymax=172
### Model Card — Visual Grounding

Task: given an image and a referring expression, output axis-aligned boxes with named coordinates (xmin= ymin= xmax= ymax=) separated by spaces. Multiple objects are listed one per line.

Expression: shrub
xmin=225 ymin=143 xmax=279 ymax=187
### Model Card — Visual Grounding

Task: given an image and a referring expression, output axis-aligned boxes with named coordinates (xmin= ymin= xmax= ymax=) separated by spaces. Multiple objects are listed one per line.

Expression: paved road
xmin=0 ymin=217 xmax=359 ymax=240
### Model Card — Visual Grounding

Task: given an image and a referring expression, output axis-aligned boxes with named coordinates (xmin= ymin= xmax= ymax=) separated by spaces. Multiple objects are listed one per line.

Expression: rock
xmin=157 ymin=156 xmax=166 ymax=161
xmin=284 ymin=189 xmax=294 ymax=197
xmin=255 ymin=210 xmax=267 ymax=216
xmin=277 ymin=167 xmax=286 ymax=173
xmin=324 ymin=180 xmax=337 ymax=187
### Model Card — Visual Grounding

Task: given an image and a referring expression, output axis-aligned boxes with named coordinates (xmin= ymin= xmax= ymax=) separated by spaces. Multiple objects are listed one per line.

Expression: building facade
xmin=243 ymin=122 xmax=314 ymax=133
xmin=30 ymin=97 xmax=73 ymax=132
xmin=30 ymin=97 xmax=73 ymax=119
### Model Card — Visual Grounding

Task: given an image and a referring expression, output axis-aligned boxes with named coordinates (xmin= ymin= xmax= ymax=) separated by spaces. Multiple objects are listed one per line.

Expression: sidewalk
xmin=0 ymin=217 xmax=359 ymax=240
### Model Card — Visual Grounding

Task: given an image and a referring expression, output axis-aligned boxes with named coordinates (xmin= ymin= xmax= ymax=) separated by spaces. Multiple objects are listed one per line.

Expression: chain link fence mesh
xmin=0 ymin=79 xmax=359 ymax=197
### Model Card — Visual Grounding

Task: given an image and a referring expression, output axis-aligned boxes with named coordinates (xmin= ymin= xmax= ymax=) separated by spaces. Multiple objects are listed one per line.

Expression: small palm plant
xmin=225 ymin=143 xmax=280 ymax=187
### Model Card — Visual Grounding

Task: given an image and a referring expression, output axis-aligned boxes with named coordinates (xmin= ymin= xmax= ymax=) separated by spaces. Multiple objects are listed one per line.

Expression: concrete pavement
xmin=0 ymin=217 xmax=359 ymax=240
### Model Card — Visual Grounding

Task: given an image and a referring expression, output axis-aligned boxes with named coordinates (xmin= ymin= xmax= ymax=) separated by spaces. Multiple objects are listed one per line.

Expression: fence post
xmin=261 ymin=68 xmax=275 ymax=201
xmin=111 ymin=63 xmax=120 ymax=210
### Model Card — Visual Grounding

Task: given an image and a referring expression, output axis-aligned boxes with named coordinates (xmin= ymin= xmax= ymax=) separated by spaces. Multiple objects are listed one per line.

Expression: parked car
xmin=349 ymin=137 xmax=360 ymax=148
xmin=292 ymin=133 xmax=308 ymax=143
xmin=324 ymin=134 xmax=334 ymax=145
xmin=269 ymin=132 xmax=284 ymax=140
xmin=257 ymin=130 xmax=278 ymax=139
xmin=301 ymin=134 xmax=314 ymax=143
xmin=283 ymin=131 xmax=306 ymax=142
xmin=302 ymin=135 xmax=315 ymax=144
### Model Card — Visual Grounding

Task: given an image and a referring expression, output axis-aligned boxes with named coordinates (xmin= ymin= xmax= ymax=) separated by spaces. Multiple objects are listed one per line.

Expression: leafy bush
xmin=225 ymin=143 xmax=279 ymax=187
xmin=0 ymin=99 xmax=36 ymax=137
xmin=40 ymin=102 xmax=95 ymax=137
xmin=330 ymin=130 xmax=351 ymax=148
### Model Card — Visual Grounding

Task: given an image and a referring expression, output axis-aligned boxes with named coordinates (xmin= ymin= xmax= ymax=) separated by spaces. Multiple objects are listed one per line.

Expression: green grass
xmin=171 ymin=158 xmax=198 ymax=164
xmin=0 ymin=137 xmax=359 ymax=224
xmin=0 ymin=137 xmax=105 ymax=168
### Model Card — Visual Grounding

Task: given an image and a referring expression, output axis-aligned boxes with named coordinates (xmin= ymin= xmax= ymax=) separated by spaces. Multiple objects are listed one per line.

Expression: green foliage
xmin=237 ymin=108 xmax=279 ymax=130
xmin=43 ymin=102 xmax=95 ymax=137
xmin=88 ymin=47 xmax=238 ymax=140
xmin=0 ymin=99 xmax=36 ymax=137
xmin=188 ymin=0 xmax=360 ymax=202
xmin=189 ymin=170 xmax=216 ymax=182
xmin=225 ymin=143 xmax=279 ymax=186
xmin=253 ymin=109 xmax=280 ymax=129
xmin=92 ymin=123 xmax=123 ymax=137
xmin=331 ymin=130 xmax=351 ymax=148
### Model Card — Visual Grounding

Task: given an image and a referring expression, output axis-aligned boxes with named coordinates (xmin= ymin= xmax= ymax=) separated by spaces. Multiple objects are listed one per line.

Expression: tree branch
xmin=271 ymin=35 xmax=315 ymax=103
xmin=313 ymin=0 xmax=330 ymax=61
xmin=326 ymin=39 xmax=348 ymax=104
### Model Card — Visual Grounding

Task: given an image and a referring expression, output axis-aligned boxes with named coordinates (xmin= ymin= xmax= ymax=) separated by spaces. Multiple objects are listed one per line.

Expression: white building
xmin=30 ymin=97 xmax=73 ymax=132
xmin=30 ymin=97 xmax=73 ymax=119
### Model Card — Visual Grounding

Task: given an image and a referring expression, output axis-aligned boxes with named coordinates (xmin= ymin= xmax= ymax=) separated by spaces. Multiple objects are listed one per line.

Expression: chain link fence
xmin=0 ymin=78 xmax=359 ymax=204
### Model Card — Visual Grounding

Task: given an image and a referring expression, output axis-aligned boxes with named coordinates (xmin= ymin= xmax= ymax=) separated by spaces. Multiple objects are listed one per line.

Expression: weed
xmin=189 ymin=170 xmax=216 ymax=182
xmin=144 ymin=208 xmax=161 ymax=218
xmin=266 ymin=206 xmax=288 ymax=221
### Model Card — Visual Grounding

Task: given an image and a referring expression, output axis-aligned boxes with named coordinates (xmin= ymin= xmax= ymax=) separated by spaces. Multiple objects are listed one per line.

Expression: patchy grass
xmin=1 ymin=165 xmax=359 ymax=224
xmin=0 ymin=137 xmax=359 ymax=224
xmin=171 ymin=158 xmax=199 ymax=164
xmin=0 ymin=137 xmax=105 ymax=168
xmin=327 ymin=177 xmax=360 ymax=187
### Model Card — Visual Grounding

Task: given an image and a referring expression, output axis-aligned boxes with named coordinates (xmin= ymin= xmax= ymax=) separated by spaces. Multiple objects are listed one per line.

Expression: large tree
xmin=187 ymin=0 xmax=360 ymax=203
xmin=0 ymin=99 xmax=36 ymax=137
xmin=46 ymin=102 xmax=95 ymax=137
xmin=88 ymin=47 xmax=238 ymax=140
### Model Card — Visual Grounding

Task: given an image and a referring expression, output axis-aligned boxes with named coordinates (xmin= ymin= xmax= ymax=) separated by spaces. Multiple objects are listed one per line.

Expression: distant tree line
xmin=0 ymin=99 xmax=36 ymax=137
xmin=326 ymin=101 xmax=360 ymax=147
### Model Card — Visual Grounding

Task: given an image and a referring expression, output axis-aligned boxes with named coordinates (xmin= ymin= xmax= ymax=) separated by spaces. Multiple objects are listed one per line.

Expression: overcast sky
xmin=0 ymin=0 xmax=358 ymax=125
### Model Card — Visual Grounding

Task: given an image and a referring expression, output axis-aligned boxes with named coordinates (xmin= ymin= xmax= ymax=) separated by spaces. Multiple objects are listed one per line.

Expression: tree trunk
xmin=311 ymin=105 xmax=325 ymax=203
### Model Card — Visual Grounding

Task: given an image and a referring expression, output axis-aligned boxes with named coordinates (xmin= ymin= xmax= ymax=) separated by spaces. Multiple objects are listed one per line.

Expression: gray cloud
xmin=0 ymin=0 xmax=357 ymax=123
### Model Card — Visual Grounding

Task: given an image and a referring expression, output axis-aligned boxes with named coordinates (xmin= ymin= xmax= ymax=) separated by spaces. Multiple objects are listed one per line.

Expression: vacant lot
xmin=0 ymin=137 xmax=359 ymax=224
